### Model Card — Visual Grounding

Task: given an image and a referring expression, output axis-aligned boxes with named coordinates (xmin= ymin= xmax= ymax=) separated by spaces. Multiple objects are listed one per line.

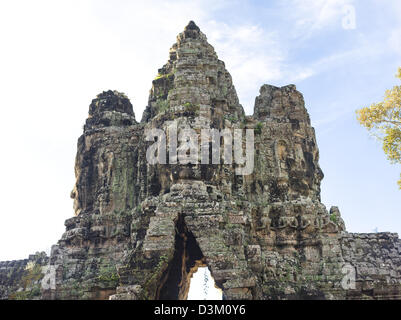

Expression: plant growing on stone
xmin=156 ymin=99 xmax=169 ymax=113
xmin=255 ymin=122 xmax=263 ymax=135
xmin=356 ymin=67 xmax=401 ymax=188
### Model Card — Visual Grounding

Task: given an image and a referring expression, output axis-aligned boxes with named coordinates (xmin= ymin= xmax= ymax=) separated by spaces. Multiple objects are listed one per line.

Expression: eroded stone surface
xmin=0 ymin=253 xmax=48 ymax=300
xmin=1 ymin=21 xmax=400 ymax=300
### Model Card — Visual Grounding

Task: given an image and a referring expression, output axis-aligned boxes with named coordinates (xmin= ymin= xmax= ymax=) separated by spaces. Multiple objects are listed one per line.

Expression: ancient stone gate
xmin=1 ymin=21 xmax=401 ymax=300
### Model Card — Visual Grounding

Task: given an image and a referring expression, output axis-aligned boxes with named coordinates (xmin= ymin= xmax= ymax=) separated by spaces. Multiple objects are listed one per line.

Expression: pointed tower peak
xmin=141 ymin=19 xmax=244 ymax=123
xmin=185 ymin=20 xmax=200 ymax=32
xmin=178 ymin=20 xmax=205 ymax=42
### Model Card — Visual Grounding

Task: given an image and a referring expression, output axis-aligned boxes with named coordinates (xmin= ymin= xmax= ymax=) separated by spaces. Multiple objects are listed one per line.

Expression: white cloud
xmin=203 ymin=21 xmax=285 ymax=113
xmin=311 ymin=104 xmax=353 ymax=131
xmin=287 ymin=0 xmax=355 ymax=38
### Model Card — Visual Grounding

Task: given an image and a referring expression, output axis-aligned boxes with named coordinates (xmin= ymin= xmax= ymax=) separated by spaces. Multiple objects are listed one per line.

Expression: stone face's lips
xmin=1 ymin=22 xmax=401 ymax=301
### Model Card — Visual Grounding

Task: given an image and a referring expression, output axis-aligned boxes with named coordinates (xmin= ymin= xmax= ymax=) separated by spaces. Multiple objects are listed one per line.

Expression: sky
xmin=0 ymin=0 xmax=400 ymax=277
xmin=187 ymin=267 xmax=222 ymax=300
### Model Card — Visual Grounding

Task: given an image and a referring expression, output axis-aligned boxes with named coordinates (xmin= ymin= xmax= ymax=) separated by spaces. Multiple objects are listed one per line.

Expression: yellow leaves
xmin=356 ymin=67 xmax=401 ymax=189
xmin=356 ymin=103 xmax=387 ymax=130
xmin=356 ymin=67 xmax=401 ymax=132
xmin=382 ymin=127 xmax=401 ymax=163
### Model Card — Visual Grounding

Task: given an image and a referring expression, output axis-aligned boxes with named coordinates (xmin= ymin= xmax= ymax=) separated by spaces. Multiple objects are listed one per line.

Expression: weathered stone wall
xmin=341 ymin=232 xmax=401 ymax=299
xmin=1 ymin=21 xmax=400 ymax=300
xmin=0 ymin=252 xmax=48 ymax=300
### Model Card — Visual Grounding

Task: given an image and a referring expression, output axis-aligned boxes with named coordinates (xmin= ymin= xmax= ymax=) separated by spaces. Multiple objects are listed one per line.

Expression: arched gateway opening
xmin=156 ymin=214 xmax=223 ymax=300
xmin=187 ymin=267 xmax=223 ymax=300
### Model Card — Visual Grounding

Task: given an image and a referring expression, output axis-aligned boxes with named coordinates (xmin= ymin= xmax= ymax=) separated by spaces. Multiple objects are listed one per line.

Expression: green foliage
xmin=21 ymin=263 xmax=43 ymax=290
xmin=356 ymin=67 xmax=401 ymax=188
xmin=156 ymin=254 xmax=169 ymax=272
xmin=29 ymin=285 xmax=41 ymax=297
xmin=97 ymin=265 xmax=119 ymax=287
xmin=183 ymin=102 xmax=200 ymax=115
xmin=9 ymin=263 xmax=44 ymax=300
xmin=156 ymin=92 xmax=166 ymax=99
xmin=9 ymin=291 xmax=29 ymax=300
xmin=255 ymin=122 xmax=263 ymax=135
xmin=225 ymin=114 xmax=238 ymax=123
xmin=225 ymin=222 xmax=240 ymax=229
xmin=330 ymin=214 xmax=338 ymax=224
xmin=154 ymin=73 xmax=174 ymax=81
xmin=142 ymin=254 xmax=171 ymax=300
xmin=156 ymin=99 xmax=169 ymax=113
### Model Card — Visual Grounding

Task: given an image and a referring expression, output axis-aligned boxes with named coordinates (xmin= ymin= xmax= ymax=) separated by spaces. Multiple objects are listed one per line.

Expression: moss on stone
xmin=97 ymin=265 xmax=119 ymax=287
xmin=255 ymin=122 xmax=263 ymax=135
xmin=330 ymin=214 xmax=338 ymax=224
xmin=8 ymin=263 xmax=44 ymax=300
xmin=154 ymin=73 xmax=174 ymax=81
xmin=156 ymin=99 xmax=169 ymax=113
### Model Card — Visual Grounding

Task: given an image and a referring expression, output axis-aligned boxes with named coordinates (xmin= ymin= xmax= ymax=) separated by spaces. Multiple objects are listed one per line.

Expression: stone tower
xmin=2 ymin=21 xmax=401 ymax=300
